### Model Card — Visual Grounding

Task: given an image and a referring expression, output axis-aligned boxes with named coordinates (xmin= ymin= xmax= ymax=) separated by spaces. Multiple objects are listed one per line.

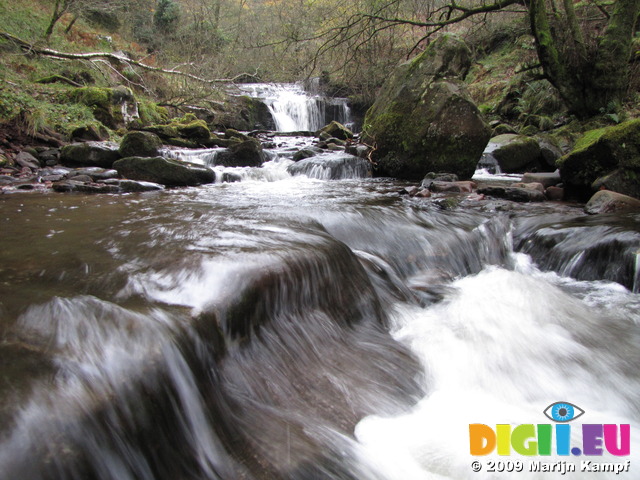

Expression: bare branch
xmin=0 ymin=31 xmax=256 ymax=85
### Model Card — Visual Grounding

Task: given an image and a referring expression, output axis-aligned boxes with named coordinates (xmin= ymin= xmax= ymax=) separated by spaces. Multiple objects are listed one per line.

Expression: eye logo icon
xmin=543 ymin=402 xmax=585 ymax=422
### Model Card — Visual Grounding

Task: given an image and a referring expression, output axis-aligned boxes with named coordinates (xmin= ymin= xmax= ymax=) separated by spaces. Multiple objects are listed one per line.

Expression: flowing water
xmin=234 ymin=83 xmax=353 ymax=132
xmin=1 ymin=150 xmax=639 ymax=479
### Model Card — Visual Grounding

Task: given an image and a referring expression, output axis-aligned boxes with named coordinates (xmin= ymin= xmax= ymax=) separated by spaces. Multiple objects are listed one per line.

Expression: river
xmin=0 ymin=86 xmax=639 ymax=479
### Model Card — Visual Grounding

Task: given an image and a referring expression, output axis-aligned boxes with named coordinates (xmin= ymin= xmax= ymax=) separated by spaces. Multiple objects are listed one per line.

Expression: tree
xmin=45 ymin=0 xmax=126 ymax=39
xmin=313 ymin=0 xmax=640 ymax=118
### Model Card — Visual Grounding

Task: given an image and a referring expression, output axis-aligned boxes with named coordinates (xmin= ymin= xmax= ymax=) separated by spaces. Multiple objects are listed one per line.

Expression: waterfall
xmin=237 ymin=83 xmax=352 ymax=132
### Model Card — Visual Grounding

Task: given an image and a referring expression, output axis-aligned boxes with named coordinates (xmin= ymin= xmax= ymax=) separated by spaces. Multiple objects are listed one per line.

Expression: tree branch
xmin=0 ymin=31 xmax=256 ymax=85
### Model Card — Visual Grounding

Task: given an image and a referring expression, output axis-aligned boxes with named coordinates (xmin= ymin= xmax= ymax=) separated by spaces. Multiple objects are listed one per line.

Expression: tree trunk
xmin=528 ymin=0 xmax=640 ymax=118
xmin=45 ymin=0 xmax=67 ymax=40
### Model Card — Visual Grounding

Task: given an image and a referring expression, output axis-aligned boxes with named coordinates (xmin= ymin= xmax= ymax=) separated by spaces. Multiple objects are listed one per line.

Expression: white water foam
xmin=354 ymin=266 xmax=640 ymax=479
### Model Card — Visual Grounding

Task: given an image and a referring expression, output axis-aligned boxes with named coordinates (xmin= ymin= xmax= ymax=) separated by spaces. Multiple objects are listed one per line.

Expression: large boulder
xmin=318 ymin=121 xmax=353 ymax=141
xmin=60 ymin=142 xmax=121 ymax=168
xmin=142 ymin=114 xmax=212 ymax=146
xmin=558 ymin=119 xmax=640 ymax=200
xmin=584 ymin=190 xmax=640 ymax=214
xmin=113 ymin=156 xmax=215 ymax=186
xmin=486 ymin=134 xmax=544 ymax=173
xmin=119 ymin=131 xmax=163 ymax=158
xmin=362 ymin=34 xmax=490 ymax=180
xmin=287 ymin=154 xmax=372 ymax=179
xmin=212 ymin=139 xmax=266 ymax=167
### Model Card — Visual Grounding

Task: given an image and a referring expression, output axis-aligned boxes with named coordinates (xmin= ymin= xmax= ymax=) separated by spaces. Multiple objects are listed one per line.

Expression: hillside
xmin=0 ymin=0 xmax=639 ymax=156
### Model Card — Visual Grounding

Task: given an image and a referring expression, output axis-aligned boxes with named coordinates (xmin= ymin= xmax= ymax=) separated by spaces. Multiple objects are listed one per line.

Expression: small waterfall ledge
xmin=234 ymin=83 xmax=353 ymax=132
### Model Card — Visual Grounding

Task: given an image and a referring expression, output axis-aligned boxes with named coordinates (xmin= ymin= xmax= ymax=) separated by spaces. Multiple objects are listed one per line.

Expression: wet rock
xmin=113 ymin=156 xmax=215 ymax=187
xmin=512 ymin=182 xmax=545 ymax=194
xmin=318 ymin=121 xmax=353 ymax=141
xmin=60 ymin=142 xmax=121 ymax=168
xmin=429 ymin=181 xmax=462 ymax=193
xmin=584 ymin=190 xmax=640 ymax=214
xmin=221 ymin=172 xmax=242 ymax=183
xmin=345 ymin=144 xmax=370 ymax=158
xmin=67 ymin=174 xmax=94 ymax=183
xmin=558 ymin=118 xmax=640 ymax=200
xmin=15 ymin=152 xmax=41 ymax=170
xmin=521 ymin=171 xmax=561 ymax=189
xmin=40 ymin=166 xmax=72 ymax=177
xmin=117 ymin=179 xmax=165 ymax=192
xmin=326 ymin=144 xmax=345 ymax=151
xmin=37 ymin=149 xmax=60 ymax=166
xmin=73 ymin=167 xmax=119 ymax=181
xmin=488 ymin=134 xmax=543 ymax=173
xmin=478 ymin=186 xmax=545 ymax=202
xmin=537 ymin=137 xmax=563 ymax=169
xmin=213 ymin=139 xmax=266 ymax=167
xmin=119 ymin=131 xmax=163 ymax=158
xmin=71 ymin=125 xmax=109 ymax=142
xmin=592 ymin=168 xmax=640 ymax=199
xmin=420 ymin=172 xmax=459 ymax=189
xmin=287 ymin=154 xmax=372 ymax=180
xmin=545 ymin=186 xmax=565 ymax=201
xmin=434 ymin=196 xmax=462 ymax=210
xmin=52 ymin=179 xmax=87 ymax=192
xmin=415 ymin=188 xmax=431 ymax=198
xmin=403 ymin=186 xmax=420 ymax=196
xmin=0 ymin=176 xmax=16 ymax=185
xmin=293 ymin=147 xmax=323 ymax=162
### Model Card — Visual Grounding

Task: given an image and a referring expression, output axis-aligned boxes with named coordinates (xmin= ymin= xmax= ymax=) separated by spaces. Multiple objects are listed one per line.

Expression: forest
xmin=1 ymin=0 xmax=639 ymax=140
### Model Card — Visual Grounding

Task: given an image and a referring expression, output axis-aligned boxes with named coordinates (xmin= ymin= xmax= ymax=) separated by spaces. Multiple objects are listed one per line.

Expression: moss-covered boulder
xmin=113 ymin=157 xmax=215 ymax=186
xmin=362 ymin=34 xmax=490 ymax=180
xmin=68 ymin=86 xmax=138 ymax=129
xmin=212 ymin=139 xmax=266 ymax=167
xmin=212 ymin=95 xmax=276 ymax=131
xmin=487 ymin=134 xmax=545 ymax=173
xmin=176 ymin=118 xmax=211 ymax=142
xmin=558 ymin=119 xmax=640 ymax=200
xmin=60 ymin=142 xmax=122 ymax=168
xmin=119 ymin=131 xmax=163 ymax=158
xmin=142 ymin=114 xmax=212 ymax=145
xmin=318 ymin=121 xmax=353 ymax=141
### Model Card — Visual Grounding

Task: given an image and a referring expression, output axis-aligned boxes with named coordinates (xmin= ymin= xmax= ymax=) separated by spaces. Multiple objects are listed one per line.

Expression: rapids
xmin=1 ymin=153 xmax=639 ymax=479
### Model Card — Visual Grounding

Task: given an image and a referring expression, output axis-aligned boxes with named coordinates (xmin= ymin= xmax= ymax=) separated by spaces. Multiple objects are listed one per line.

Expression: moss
xmin=69 ymin=87 xmax=112 ymax=108
xmin=137 ymin=101 xmax=169 ymax=126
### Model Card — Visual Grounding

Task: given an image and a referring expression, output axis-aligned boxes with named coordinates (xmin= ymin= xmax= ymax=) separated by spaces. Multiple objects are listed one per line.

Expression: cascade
xmin=236 ymin=83 xmax=352 ymax=132
xmin=0 ymin=139 xmax=639 ymax=479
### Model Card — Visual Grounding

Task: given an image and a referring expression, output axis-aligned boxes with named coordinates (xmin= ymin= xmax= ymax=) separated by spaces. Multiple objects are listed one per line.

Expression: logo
xmin=469 ymin=402 xmax=631 ymax=457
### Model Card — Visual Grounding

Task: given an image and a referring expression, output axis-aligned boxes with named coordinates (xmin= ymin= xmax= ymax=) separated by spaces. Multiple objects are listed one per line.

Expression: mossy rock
xmin=318 ymin=121 xmax=353 ymax=140
xmin=113 ymin=156 xmax=215 ymax=186
xmin=363 ymin=35 xmax=490 ymax=180
xmin=119 ymin=131 xmax=163 ymax=158
xmin=489 ymin=134 xmax=543 ymax=173
xmin=176 ymin=119 xmax=210 ymax=142
xmin=137 ymin=101 xmax=169 ymax=126
xmin=592 ymin=168 xmax=640 ymax=199
xmin=212 ymin=139 xmax=265 ymax=167
xmin=558 ymin=118 xmax=640 ymax=199
xmin=60 ymin=142 xmax=122 ymax=168
xmin=68 ymin=86 xmax=137 ymax=129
